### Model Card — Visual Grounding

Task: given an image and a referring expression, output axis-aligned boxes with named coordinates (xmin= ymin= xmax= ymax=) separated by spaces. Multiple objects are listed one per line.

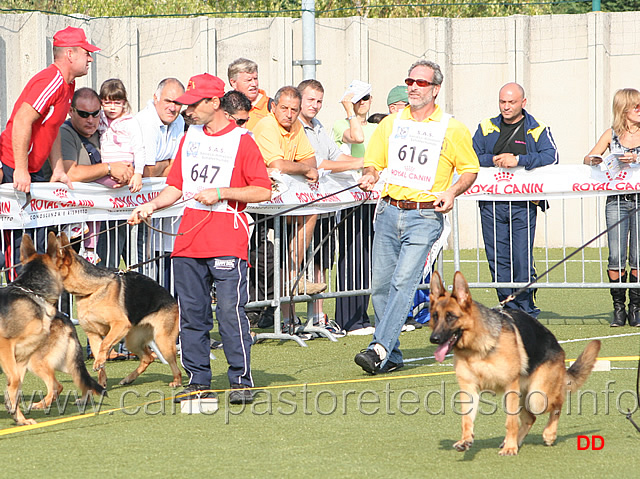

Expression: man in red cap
xmin=129 ymin=73 xmax=272 ymax=405
xmin=0 ymin=26 xmax=99 ymax=275
xmin=0 ymin=26 xmax=99 ymax=193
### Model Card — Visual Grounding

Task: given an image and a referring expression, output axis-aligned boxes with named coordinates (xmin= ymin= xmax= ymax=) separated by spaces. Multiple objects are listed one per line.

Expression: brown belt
xmin=384 ymin=196 xmax=435 ymax=210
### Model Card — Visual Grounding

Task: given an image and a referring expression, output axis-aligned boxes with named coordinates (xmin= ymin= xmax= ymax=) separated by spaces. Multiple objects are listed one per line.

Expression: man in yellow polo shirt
xmin=253 ymin=85 xmax=326 ymax=311
xmin=355 ymin=60 xmax=479 ymax=374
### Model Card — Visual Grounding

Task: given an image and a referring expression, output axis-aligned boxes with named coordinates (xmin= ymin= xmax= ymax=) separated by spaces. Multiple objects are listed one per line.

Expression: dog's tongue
xmin=434 ymin=343 xmax=449 ymax=363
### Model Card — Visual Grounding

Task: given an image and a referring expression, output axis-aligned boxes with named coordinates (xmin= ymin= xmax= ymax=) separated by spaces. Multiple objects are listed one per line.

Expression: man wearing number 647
xmin=128 ymin=73 xmax=272 ymax=404
xmin=355 ymin=60 xmax=479 ymax=375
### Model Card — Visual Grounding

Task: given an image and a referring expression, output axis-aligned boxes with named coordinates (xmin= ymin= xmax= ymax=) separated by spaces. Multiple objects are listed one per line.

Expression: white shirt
xmin=135 ymin=99 xmax=185 ymax=166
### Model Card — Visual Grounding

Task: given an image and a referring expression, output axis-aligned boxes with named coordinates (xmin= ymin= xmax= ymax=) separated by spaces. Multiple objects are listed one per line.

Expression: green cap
xmin=387 ymin=85 xmax=408 ymax=105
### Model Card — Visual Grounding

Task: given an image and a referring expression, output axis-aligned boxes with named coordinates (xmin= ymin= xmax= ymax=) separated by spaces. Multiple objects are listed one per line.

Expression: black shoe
xmin=379 ymin=361 xmax=404 ymax=374
xmin=228 ymin=386 xmax=254 ymax=405
xmin=354 ymin=348 xmax=383 ymax=375
xmin=257 ymin=306 xmax=275 ymax=329
xmin=210 ymin=339 xmax=223 ymax=350
xmin=173 ymin=383 xmax=215 ymax=403
xmin=628 ymin=304 xmax=640 ymax=327
xmin=405 ymin=318 xmax=423 ymax=329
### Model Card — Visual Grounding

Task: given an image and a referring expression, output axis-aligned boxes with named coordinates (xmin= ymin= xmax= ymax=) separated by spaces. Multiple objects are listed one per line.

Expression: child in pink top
xmin=97 ymin=78 xmax=144 ymax=192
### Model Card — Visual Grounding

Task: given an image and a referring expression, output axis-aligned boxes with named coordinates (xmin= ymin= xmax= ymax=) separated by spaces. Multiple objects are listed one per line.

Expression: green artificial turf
xmin=1 ymin=249 xmax=639 ymax=478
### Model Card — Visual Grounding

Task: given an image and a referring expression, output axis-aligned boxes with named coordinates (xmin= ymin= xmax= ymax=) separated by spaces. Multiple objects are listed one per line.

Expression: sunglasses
xmin=405 ymin=77 xmax=434 ymax=88
xmin=359 ymin=95 xmax=371 ymax=102
xmin=230 ymin=114 xmax=249 ymax=127
xmin=74 ymin=108 xmax=100 ymax=118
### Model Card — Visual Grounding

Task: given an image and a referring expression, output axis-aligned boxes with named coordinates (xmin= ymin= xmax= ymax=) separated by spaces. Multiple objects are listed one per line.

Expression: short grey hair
xmin=407 ymin=60 xmax=443 ymax=86
xmin=228 ymin=58 xmax=258 ymax=82
xmin=154 ymin=78 xmax=184 ymax=99
xmin=274 ymin=86 xmax=301 ymax=105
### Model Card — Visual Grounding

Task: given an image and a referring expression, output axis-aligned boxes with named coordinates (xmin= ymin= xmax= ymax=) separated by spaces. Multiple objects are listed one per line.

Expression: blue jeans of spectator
xmin=606 ymin=194 xmax=640 ymax=271
xmin=368 ymin=199 xmax=443 ymax=367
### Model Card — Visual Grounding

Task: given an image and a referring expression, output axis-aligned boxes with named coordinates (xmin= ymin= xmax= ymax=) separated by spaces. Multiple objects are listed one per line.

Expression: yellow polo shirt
xmin=246 ymin=89 xmax=272 ymax=131
xmin=253 ymin=112 xmax=316 ymax=166
xmin=364 ymin=105 xmax=479 ymax=202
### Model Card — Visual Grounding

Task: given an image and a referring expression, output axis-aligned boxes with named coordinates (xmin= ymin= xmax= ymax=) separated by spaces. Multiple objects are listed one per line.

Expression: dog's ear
xmin=59 ymin=231 xmax=70 ymax=248
xmin=46 ymin=231 xmax=58 ymax=260
xmin=19 ymin=234 xmax=37 ymax=263
xmin=430 ymin=271 xmax=445 ymax=300
xmin=451 ymin=271 xmax=472 ymax=310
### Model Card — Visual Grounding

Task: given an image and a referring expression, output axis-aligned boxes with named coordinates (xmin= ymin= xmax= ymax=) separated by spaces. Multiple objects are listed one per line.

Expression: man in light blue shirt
xmin=135 ymin=78 xmax=186 ymax=286
xmin=136 ymin=78 xmax=186 ymax=177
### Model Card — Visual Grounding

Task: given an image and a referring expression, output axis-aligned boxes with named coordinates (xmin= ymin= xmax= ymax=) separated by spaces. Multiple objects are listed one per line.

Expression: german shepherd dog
xmin=0 ymin=233 xmax=103 ymax=425
xmin=55 ymin=232 xmax=181 ymax=389
xmin=429 ymin=271 xmax=601 ymax=456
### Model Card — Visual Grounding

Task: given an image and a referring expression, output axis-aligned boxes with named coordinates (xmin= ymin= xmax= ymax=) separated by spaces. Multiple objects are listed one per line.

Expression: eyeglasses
xmin=74 ymin=108 xmax=100 ymax=118
xmin=634 ymin=105 xmax=640 ymax=112
xmin=101 ymin=100 xmax=125 ymax=107
xmin=359 ymin=95 xmax=371 ymax=102
xmin=405 ymin=77 xmax=435 ymax=88
xmin=230 ymin=114 xmax=249 ymax=127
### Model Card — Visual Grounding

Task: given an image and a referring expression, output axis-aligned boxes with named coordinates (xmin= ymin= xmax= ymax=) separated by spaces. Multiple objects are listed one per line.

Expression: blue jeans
xmin=368 ymin=199 xmax=443 ymax=366
xmin=606 ymin=195 xmax=640 ymax=271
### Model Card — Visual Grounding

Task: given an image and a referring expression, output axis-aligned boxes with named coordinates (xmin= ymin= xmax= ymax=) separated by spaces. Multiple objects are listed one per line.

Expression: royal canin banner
xmin=459 ymin=164 xmax=640 ymax=201
xmin=0 ymin=165 xmax=636 ymax=229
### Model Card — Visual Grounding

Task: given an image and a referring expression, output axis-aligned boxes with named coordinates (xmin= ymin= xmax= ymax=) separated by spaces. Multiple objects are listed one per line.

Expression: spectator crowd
xmin=2 ymin=26 xmax=638 ymax=402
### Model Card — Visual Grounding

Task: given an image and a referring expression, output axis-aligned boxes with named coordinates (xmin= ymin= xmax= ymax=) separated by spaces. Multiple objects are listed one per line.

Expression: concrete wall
xmin=1 ymin=11 xmax=640 ymax=247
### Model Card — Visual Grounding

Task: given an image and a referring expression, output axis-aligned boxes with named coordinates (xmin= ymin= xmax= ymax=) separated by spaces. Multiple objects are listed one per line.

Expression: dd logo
xmin=577 ymin=435 xmax=604 ymax=450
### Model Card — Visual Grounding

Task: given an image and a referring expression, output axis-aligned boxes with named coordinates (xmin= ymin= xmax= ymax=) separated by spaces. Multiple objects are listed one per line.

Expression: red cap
xmin=175 ymin=73 xmax=225 ymax=105
xmin=53 ymin=27 xmax=100 ymax=52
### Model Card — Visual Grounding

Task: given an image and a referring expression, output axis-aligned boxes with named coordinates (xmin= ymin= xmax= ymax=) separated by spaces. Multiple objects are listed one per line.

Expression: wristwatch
xmin=346 ymin=114 xmax=356 ymax=121
xmin=515 ymin=155 xmax=520 ymax=164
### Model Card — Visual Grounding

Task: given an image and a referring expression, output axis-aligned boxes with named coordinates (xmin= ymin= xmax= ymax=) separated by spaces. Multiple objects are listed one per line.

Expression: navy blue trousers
xmin=479 ymin=200 xmax=540 ymax=317
xmin=173 ymin=256 xmax=253 ymax=388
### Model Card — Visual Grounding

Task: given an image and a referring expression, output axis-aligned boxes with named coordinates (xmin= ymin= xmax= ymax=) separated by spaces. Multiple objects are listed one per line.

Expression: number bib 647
xmin=181 ymin=125 xmax=242 ymax=212
xmin=387 ymin=115 xmax=451 ymax=191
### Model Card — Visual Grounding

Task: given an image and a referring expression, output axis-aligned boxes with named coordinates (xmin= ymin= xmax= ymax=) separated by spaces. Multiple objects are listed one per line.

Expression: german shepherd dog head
xmin=428 ymin=270 xmax=479 ymax=362
xmin=16 ymin=232 xmax=64 ymax=304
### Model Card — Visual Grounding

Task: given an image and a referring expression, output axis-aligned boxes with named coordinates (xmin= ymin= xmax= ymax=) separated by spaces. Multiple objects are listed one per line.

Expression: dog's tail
xmin=60 ymin=316 xmax=107 ymax=400
xmin=566 ymin=340 xmax=601 ymax=393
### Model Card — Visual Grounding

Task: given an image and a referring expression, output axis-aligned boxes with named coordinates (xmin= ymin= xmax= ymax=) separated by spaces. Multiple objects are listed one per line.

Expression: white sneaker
xmin=401 ymin=324 xmax=416 ymax=332
xmin=347 ymin=326 xmax=376 ymax=336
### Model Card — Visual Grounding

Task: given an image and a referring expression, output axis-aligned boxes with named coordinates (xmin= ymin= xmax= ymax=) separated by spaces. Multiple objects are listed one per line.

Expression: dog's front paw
xmin=453 ymin=439 xmax=473 ymax=451
xmin=16 ymin=417 xmax=37 ymax=426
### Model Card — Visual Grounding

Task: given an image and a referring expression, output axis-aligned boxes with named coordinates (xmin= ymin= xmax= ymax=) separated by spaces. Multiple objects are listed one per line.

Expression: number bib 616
xmin=387 ymin=115 xmax=451 ymax=192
